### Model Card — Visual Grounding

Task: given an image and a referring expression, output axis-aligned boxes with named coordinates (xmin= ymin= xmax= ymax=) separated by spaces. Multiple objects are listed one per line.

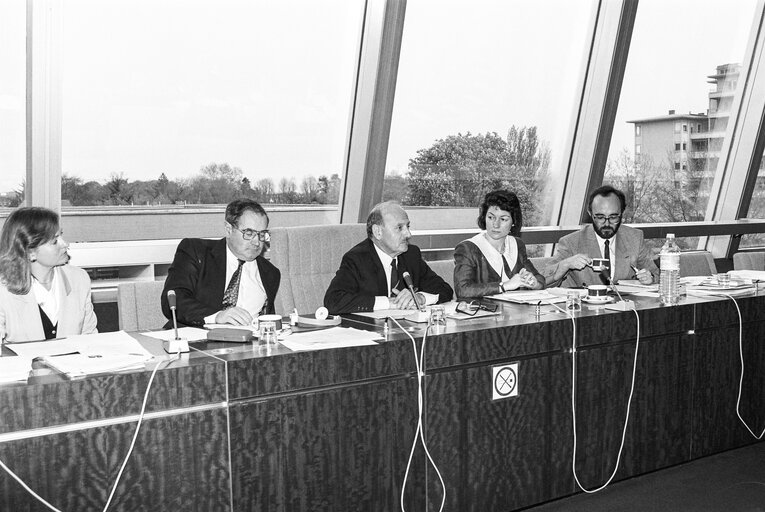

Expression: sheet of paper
xmin=7 ymin=331 xmax=154 ymax=361
xmin=279 ymin=327 xmax=381 ymax=351
xmin=354 ymin=302 xmax=459 ymax=320
xmin=39 ymin=353 xmax=147 ymax=378
xmin=142 ymin=327 xmax=210 ymax=342
xmin=0 ymin=356 xmax=33 ymax=383
xmin=487 ymin=290 xmax=567 ymax=304
xmin=729 ymin=270 xmax=765 ymax=282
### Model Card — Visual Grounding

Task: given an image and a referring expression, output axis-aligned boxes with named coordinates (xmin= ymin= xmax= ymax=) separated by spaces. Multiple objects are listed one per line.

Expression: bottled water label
xmin=660 ymin=253 xmax=680 ymax=271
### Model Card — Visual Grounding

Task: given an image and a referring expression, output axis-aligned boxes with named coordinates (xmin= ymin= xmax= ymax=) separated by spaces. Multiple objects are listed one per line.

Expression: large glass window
xmin=0 ymin=1 xmax=26 ymax=208
xmin=383 ymin=0 xmax=596 ymax=228
xmin=62 ymin=0 xmax=363 ymax=208
xmin=740 ymin=153 xmax=765 ymax=248
xmin=603 ymin=0 xmax=758 ymax=249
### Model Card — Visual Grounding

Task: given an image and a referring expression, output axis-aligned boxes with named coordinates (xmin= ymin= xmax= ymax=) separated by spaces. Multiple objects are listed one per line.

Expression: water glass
xmin=566 ymin=290 xmax=582 ymax=312
xmin=259 ymin=321 xmax=278 ymax=346
xmin=715 ymin=273 xmax=731 ymax=287
xmin=429 ymin=305 xmax=446 ymax=326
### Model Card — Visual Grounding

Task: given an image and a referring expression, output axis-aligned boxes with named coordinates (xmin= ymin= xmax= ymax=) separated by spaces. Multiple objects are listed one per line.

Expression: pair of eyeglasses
xmin=591 ymin=214 xmax=622 ymax=223
xmin=235 ymin=227 xmax=271 ymax=242
xmin=455 ymin=301 xmax=498 ymax=316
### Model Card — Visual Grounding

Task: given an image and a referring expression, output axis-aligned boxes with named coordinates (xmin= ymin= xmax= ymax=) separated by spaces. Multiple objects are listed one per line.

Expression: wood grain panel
xmin=691 ymin=323 xmax=765 ymax=457
xmin=0 ymin=361 xmax=226 ymax=433
xmin=0 ymin=409 xmax=229 ymax=512
xmin=225 ymin=341 xmax=414 ymax=399
xmin=424 ymin=353 xmax=573 ymax=511
xmin=229 ymin=377 xmax=419 ymax=512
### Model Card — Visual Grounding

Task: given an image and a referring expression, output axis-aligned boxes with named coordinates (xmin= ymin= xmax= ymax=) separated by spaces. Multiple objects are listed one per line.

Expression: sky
xmin=0 ymin=0 xmax=759 ymax=193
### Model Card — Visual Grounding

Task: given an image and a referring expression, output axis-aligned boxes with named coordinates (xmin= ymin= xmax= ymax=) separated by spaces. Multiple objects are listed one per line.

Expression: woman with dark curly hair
xmin=0 ymin=207 xmax=97 ymax=342
xmin=453 ymin=190 xmax=544 ymax=299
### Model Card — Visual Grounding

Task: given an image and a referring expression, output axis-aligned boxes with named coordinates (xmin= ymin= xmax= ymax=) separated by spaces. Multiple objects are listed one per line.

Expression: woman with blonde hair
xmin=0 ymin=207 xmax=97 ymax=342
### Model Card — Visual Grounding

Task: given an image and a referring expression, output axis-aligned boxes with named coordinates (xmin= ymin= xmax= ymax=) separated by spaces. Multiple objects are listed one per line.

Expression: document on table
xmin=279 ymin=327 xmax=381 ymax=352
xmin=0 ymin=356 xmax=33 ymax=383
xmin=486 ymin=290 xmax=567 ymax=304
xmin=729 ymin=270 xmax=765 ymax=282
xmin=6 ymin=330 xmax=154 ymax=361
xmin=142 ymin=327 xmax=210 ymax=342
xmin=614 ymin=280 xmax=659 ymax=296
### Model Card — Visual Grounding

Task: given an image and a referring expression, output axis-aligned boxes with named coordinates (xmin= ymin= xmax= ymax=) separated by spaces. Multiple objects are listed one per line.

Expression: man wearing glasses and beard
xmin=542 ymin=185 xmax=659 ymax=288
xmin=161 ymin=199 xmax=280 ymax=327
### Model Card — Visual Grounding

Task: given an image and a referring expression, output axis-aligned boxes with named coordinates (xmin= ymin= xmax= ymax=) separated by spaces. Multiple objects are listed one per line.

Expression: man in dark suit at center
xmin=161 ymin=199 xmax=280 ymax=327
xmin=324 ymin=201 xmax=453 ymax=314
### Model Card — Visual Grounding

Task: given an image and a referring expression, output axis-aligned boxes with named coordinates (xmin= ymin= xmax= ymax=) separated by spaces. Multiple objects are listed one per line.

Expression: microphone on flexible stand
xmin=402 ymin=271 xmax=425 ymax=312
xmin=602 ymin=267 xmax=635 ymax=311
xmin=165 ymin=290 xmax=190 ymax=353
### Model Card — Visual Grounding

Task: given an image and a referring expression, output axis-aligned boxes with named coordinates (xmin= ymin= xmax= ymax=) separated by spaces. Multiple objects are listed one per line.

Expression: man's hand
xmin=564 ymin=254 xmax=592 ymax=271
xmin=635 ymin=268 xmax=653 ymax=285
xmin=215 ymin=307 xmax=254 ymax=326
xmin=390 ymin=289 xmax=423 ymax=310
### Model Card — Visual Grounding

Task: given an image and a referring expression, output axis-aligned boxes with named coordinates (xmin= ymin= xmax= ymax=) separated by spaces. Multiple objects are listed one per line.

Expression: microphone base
xmin=604 ymin=300 xmax=635 ymax=311
xmin=163 ymin=338 xmax=190 ymax=354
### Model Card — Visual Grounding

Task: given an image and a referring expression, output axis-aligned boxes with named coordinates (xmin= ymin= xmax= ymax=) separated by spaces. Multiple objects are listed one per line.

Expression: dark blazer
xmin=453 ymin=236 xmax=544 ymax=299
xmin=323 ymin=239 xmax=453 ymax=314
xmin=161 ymin=238 xmax=280 ymax=327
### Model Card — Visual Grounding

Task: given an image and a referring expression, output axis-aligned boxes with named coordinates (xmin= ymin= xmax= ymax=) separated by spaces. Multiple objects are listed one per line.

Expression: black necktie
xmin=222 ymin=259 xmax=245 ymax=309
xmin=390 ymin=258 xmax=398 ymax=295
xmin=600 ymin=240 xmax=611 ymax=284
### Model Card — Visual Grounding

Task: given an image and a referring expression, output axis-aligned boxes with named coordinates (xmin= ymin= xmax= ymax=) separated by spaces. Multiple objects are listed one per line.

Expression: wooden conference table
xmin=1 ymin=289 xmax=765 ymax=511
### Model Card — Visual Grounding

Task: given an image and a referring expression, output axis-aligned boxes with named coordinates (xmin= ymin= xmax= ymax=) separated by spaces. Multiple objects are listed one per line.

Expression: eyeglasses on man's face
xmin=455 ymin=301 xmax=499 ymax=316
xmin=591 ymin=214 xmax=622 ymax=224
xmin=235 ymin=226 xmax=271 ymax=242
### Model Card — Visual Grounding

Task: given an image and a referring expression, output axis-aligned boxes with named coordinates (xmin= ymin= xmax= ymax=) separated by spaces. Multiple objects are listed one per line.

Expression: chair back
xmin=733 ymin=251 xmax=765 ymax=271
xmin=678 ymin=251 xmax=717 ymax=277
xmin=428 ymin=259 xmax=455 ymax=291
xmin=118 ymin=280 xmax=167 ymax=331
xmin=267 ymin=224 xmax=367 ymax=314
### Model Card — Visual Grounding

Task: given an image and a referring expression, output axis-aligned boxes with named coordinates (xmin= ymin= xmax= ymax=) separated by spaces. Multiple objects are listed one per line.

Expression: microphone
xmin=602 ymin=267 xmax=634 ymax=311
xmin=402 ymin=271 xmax=425 ymax=312
xmin=165 ymin=290 xmax=189 ymax=353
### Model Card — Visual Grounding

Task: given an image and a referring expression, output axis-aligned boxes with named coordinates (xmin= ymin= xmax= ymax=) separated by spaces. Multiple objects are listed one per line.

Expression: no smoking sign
xmin=492 ymin=363 xmax=519 ymax=400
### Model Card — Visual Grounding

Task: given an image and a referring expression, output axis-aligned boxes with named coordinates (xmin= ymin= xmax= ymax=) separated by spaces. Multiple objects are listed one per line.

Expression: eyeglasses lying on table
xmin=455 ymin=301 xmax=499 ymax=316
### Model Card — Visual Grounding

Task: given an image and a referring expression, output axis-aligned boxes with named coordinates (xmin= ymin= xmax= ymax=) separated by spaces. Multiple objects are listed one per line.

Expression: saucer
xmin=582 ymin=296 xmax=614 ymax=304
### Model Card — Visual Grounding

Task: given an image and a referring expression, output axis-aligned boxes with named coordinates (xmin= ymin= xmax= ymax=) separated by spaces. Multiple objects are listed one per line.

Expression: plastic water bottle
xmin=659 ymin=233 xmax=681 ymax=305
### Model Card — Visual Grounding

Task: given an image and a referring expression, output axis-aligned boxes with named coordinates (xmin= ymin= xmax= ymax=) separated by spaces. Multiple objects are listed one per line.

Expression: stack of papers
xmin=0 ymin=356 xmax=33 ymax=383
xmin=36 ymin=353 xmax=148 ymax=378
xmin=687 ymin=277 xmax=756 ymax=297
xmin=729 ymin=270 xmax=765 ymax=282
xmin=279 ymin=327 xmax=381 ymax=352
xmin=487 ymin=290 xmax=567 ymax=304
xmin=6 ymin=331 xmax=155 ymax=378
xmin=614 ymin=280 xmax=659 ymax=296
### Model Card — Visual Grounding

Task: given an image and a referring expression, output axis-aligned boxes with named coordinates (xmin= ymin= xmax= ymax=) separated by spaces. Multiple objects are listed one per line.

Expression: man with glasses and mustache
xmin=542 ymin=185 xmax=658 ymax=288
xmin=161 ymin=199 xmax=280 ymax=327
